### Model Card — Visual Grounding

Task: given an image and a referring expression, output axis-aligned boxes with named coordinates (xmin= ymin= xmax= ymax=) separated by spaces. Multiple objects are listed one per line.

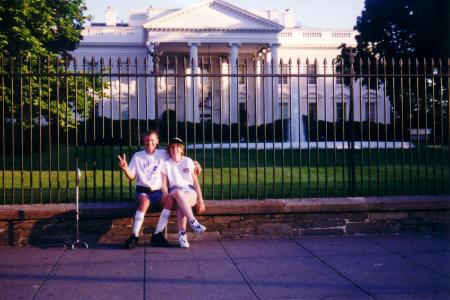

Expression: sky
xmin=84 ymin=0 xmax=365 ymax=29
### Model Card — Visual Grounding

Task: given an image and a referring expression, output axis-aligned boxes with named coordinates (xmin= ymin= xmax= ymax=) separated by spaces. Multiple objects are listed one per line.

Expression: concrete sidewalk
xmin=0 ymin=234 xmax=449 ymax=300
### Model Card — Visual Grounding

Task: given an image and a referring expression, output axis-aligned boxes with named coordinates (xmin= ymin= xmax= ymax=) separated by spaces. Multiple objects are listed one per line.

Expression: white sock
xmin=155 ymin=209 xmax=171 ymax=234
xmin=132 ymin=211 xmax=145 ymax=237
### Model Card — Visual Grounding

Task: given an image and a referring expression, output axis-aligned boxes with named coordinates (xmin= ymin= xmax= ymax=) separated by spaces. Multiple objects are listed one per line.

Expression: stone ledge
xmin=1 ymin=195 xmax=449 ymax=245
xmin=1 ymin=196 xmax=448 ymax=220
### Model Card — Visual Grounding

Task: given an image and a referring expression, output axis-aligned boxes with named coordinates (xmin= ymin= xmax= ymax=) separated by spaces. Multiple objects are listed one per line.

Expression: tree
xmin=0 ymin=0 xmax=105 ymax=140
xmin=0 ymin=0 xmax=87 ymax=57
xmin=355 ymin=0 xmax=449 ymax=59
xmin=340 ymin=0 xmax=449 ymax=142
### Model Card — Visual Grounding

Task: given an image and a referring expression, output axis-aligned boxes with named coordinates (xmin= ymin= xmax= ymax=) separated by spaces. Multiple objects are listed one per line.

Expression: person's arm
xmin=117 ymin=154 xmax=135 ymax=181
xmin=192 ymin=174 xmax=205 ymax=214
xmin=193 ymin=161 xmax=202 ymax=176
xmin=161 ymin=173 xmax=169 ymax=203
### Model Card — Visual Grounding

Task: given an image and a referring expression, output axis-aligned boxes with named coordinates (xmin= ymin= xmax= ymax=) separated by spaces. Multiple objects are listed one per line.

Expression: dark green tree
xmin=0 ymin=0 xmax=87 ymax=56
xmin=0 ymin=0 xmax=106 ymax=138
xmin=355 ymin=0 xmax=449 ymax=59
xmin=338 ymin=0 xmax=449 ymax=142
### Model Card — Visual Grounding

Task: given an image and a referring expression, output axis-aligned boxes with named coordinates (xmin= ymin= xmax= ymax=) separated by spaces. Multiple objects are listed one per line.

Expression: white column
xmin=146 ymin=41 xmax=156 ymax=120
xmin=290 ymin=63 xmax=300 ymax=142
xmin=187 ymin=42 xmax=201 ymax=123
xmin=271 ymin=43 xmax=280 ymax=122
xmin=220 ymin=58 xmax=230 ymax=125
xmin=264 ymin=49 xmax=273 ymax=123
xmin=228 ymin=42 xmax=240 ymax=124
xmin=255 ymin=58 xmax=262 ymax=126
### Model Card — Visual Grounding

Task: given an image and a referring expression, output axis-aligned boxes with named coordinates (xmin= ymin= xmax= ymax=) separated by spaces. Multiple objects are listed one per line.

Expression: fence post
xmin=346 ymin=48 xmax=356 ymax=196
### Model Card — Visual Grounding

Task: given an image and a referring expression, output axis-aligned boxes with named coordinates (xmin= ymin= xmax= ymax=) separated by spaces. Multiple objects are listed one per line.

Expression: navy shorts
xmin=136 ymin=190 xmax=163 ymax=208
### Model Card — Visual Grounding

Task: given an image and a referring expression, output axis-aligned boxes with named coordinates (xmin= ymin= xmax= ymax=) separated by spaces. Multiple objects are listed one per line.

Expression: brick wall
xmin=0 ymin=196 xmax=449 ymax=246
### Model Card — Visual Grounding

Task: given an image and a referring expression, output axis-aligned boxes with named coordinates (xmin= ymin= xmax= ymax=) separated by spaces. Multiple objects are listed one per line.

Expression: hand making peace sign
xmin=117 ymin=153 xmax=128 ymax=171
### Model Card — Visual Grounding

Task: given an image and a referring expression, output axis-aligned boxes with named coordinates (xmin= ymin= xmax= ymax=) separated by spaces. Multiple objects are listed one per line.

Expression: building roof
xmin=143 ymin=0 xmax=283 ymax=32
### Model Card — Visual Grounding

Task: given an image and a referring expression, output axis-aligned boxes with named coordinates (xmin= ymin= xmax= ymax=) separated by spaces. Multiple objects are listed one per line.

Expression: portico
xmin=142 ymin=0 xmax=283 ymax=125
xmin=72 ymin=0 xmax=386 ymax=144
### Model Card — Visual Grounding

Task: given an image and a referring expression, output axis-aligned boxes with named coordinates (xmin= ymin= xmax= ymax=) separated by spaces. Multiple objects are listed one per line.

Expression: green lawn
xmin=1 ymin=145 xmax=449 ymax=204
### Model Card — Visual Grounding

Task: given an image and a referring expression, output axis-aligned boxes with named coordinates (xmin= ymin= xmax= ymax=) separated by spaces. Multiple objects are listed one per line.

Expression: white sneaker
xmin=189 ymin=219 xmax=206 ymax=234
xmin=178 ymin=232 xmax=190 ymax=248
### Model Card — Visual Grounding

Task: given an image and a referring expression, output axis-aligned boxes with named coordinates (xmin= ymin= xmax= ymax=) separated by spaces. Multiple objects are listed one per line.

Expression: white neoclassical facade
xmin=72 ymin=0 xmax=390 ymax=142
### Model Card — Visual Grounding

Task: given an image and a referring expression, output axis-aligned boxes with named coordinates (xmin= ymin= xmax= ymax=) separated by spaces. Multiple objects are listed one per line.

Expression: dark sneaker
xmin=151 ymin=232 xmax=172 ymax=247
xmin=124 ymin=235 xmax=139 ymax=249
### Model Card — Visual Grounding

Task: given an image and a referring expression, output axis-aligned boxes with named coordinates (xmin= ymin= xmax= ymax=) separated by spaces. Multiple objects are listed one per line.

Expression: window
xmin=239 ymin=102 xmax=247 ymax=126
xmin=120 ymin=102 xmax=129 ymax=120
xmin=201 ymin=65 xmax=211 ymax=85
xmin=365 ymin=102 xmax=376 ymax=122
xmin=158 ymin=67 xmax=176 ymax=87
xmin=87 ymin=62 xmax=100 ymax=73
xmin=278 ymin=64 xmax=290 ymax=85
xmin=307 ymin=64 xmax=317 ymax=84
xmin=199 ymin=91 xmax=212 ymax=109
xmin=336 ymin=102 xmax=346 ymax=121
xmin=308 ymin=103 xmax=317 ymax=119
xmin=335 ymin=72 xmax=343 ymax=85
xmin=280 ymin=103 xmax=289 ymax=119
xmin=238 ymin=64 xmax=247 ymax=85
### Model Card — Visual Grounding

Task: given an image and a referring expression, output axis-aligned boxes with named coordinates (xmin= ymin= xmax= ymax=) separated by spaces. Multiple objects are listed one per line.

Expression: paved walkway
xmin=0 ymin=233 xmax=449 ymax=300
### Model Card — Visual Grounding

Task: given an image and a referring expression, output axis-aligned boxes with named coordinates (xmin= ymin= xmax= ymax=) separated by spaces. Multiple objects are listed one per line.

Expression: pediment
xmin=143 ymin=0 xmax=283 ymax=32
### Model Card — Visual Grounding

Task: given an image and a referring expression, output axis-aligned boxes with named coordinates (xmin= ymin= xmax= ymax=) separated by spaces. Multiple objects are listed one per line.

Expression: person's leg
xmin=170 ymin=190 xmax=196 ymax=220
xmin=151 ymin=191 xmax=173 ymax=247
xmin=177 ymin=206 xmax=187 ymax=232
xmin=154 ymin=192 xmax=174 ymax=234
xmin=171 ymin=190 xmax=206 ymax=234
xmin=177 ymin=206 xmax=189 ymax=248
xmin=133 ymin=194 xmax=150 ymax=237
xmin=125 ymin=194 xmax=150 ymax=249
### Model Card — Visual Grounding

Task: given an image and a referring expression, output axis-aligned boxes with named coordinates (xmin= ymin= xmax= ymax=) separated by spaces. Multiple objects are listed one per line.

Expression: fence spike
xmin=423 ymin=57 xmax=427 ymax=74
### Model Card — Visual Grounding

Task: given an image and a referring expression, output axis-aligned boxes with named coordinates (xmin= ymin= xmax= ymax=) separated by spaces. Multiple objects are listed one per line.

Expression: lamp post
xmin=149 ymin=45 xmax=163 ymax=131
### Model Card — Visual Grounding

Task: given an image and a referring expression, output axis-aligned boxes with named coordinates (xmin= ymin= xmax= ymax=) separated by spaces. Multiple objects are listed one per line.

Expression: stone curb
xmin=1 ymin=195 xmax=449 ymax=220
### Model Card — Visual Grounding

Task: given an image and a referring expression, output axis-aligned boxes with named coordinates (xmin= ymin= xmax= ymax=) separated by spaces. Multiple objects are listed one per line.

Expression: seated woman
xmin=161 ymin=137 xmax=206 ymax=248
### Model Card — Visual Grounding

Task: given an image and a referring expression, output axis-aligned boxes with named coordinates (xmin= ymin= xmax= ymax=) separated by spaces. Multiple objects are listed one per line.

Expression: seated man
xmin=117 ymin=130 xmax=201 ymax=249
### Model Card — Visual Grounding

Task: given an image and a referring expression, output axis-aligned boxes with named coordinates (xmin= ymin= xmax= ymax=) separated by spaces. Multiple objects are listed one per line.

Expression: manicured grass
xmin=1 ymin=144 xmax=449 ymax=204
xmin=1 ymin=163 xmax=449 ymax=204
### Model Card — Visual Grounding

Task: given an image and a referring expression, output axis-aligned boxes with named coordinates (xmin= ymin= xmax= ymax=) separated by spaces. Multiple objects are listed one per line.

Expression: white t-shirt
xmin=128 ymin=148 xmax=169 ymax=189
xmin=161 ymin=156 xmax=195 ymax=189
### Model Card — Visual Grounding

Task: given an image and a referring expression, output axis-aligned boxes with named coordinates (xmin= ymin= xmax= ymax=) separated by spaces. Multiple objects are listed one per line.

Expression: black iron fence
xmin=0 ymin=55 xmax=449 ymax=204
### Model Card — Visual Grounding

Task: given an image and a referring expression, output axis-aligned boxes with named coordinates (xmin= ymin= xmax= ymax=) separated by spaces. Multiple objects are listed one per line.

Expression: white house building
xmin=72 ymin=0 xmax=390 ymax=143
